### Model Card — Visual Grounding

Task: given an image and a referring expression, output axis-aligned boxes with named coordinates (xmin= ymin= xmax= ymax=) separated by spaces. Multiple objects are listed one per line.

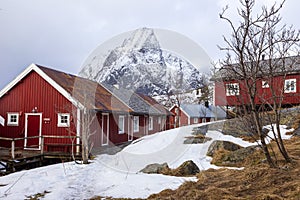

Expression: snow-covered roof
xmin=181 ymin=104 xmax=226 ymax=119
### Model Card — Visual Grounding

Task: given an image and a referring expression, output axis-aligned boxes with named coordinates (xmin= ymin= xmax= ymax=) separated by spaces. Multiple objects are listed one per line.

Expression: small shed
xmin=169 ymin=104 xmax=226 ymax=127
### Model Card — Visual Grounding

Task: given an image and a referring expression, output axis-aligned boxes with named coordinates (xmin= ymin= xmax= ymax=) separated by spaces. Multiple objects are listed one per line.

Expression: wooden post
xmin=11 ymin=140 xmax=15 ymax=160
xmin=40 ymin=136 xmax=44 ymax=155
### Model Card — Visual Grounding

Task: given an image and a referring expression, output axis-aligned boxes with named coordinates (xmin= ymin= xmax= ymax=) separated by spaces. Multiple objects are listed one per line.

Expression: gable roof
xmin=180 ymin=104 xmax=226 ymax=119
xmin=212 ymin=55 xmax=300 ymax=81
xmin=0 ymin=64 xmax=132 ymax=113
xmin=39 ymin=66 xmax=132 ymax=113
xmin=101 ymin=83 xmax=169 ymax=115
xmin=137 ymin=93 xmax=172 ymax=116
xmin=0 ymin=63 xmax=84 ymax=109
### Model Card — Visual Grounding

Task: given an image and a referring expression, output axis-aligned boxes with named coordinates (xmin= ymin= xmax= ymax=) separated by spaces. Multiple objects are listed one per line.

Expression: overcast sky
xmin=0 ymin=0 xmax=299 ymax=89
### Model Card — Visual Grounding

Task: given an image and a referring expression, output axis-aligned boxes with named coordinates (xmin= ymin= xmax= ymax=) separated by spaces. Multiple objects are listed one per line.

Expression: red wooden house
xmin=101 ymin=83 xmax=172 ymax=140
xmin=213 ymin=56 xmax=300 ymax=108
xmin=169 ymin=104 xmax=226 ymax=128
xmin=0 ymin=64 xmax=170 ymax=154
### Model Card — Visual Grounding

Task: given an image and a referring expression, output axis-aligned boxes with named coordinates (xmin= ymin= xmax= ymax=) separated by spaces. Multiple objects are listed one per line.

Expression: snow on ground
xmin=0 ymin=122 xmax=293 ymax=199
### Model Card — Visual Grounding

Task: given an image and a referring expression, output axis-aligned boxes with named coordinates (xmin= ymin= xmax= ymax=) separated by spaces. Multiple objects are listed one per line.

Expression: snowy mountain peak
xmin=121 ymin=27 xmax=160 ymax=51
xmin=79 ymin=27 xmax=204 ymax=98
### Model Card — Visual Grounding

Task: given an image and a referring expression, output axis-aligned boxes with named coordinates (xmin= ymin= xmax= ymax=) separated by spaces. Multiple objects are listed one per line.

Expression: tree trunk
xmin=82 ymin=143 xmax=89 ymax=164
xmin=260 ymin=134 xmax=276 ymax=167
xmin=252 ymin=109 xmax=276 ymax=167
xmin=81 ymin=109 xmax=90 ymax=164
xmin=275 ymin=122 xmax=291 ymax=162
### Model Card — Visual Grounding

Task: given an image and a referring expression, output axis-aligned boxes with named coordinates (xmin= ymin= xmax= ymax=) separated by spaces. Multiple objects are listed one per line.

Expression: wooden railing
xmin=0 ymin=135 xmax=81 ymax=160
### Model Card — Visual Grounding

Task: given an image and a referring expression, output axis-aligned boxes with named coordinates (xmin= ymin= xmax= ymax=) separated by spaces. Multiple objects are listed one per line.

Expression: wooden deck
xmin=0 ymin=136 xmax=132 ymax=175
xmin=0 ymin=148 xmax=82 ymax=174
xmin=0 ymin=134 xmax=82 ymax=174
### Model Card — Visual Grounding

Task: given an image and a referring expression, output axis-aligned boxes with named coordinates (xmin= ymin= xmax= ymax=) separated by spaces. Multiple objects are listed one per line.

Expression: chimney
xmin=204 ymin=101 xmax=209 ymax=108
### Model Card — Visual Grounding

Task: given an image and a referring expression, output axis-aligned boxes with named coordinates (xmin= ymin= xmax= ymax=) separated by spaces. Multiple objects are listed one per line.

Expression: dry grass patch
xmin=147 ymin=136 xmax=300 ymax=200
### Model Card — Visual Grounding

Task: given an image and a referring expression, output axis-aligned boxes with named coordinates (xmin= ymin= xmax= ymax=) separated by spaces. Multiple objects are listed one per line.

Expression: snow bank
xmin=0 ymin=122 xmax=293 ymax=199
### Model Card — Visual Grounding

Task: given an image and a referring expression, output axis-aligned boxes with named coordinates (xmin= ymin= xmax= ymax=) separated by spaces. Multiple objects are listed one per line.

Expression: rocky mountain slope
xmin=79 ymin=27 xmax=203 ymax=97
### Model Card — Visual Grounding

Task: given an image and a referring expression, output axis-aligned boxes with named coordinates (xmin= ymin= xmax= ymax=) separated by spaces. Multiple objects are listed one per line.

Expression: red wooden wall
xmin=0 ymin=71 xmax=77 ymax=148
xmin=214 ymin=74 xmax=300 ymax=107
xmin=0 ymin=69 xmax=174 ymax=151
xmin=169 ymin=106 xmax=189 ymax=127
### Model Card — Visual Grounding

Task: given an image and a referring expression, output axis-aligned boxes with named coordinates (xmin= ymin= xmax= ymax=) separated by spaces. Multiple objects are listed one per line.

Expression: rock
xmin=141 ymin=161 xmax=200 ymax=177
xmin=140 ymin=163 xmax=170 ymax=174
xmin=211 ymin=146 xmax=259 ymax=167
xmin=261 ymin=128 xmax=270 ymax=138
xmin=192 ymin=125 xmax=208 ymax=135
xmin=207 ymin=140 xmax=242 ymax=157
xmin=174 ymin=160 xmax=200 ymax=176
xmin=293 ymin=127 xmax=300 ymax=136
xmin=221 ymin=146 xmax=257 ymax=163
xmin=183 ymin=136 xmax=212 ymax=144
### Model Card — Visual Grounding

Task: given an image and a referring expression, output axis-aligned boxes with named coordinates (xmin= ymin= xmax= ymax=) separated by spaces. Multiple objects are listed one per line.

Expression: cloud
xmin=0 ymin=0 xmax=298 ymax=89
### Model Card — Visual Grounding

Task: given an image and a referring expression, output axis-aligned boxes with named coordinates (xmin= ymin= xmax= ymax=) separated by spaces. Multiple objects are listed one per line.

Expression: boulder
xmin=211 ymin=145 xmax=259 ymax=167
xmin=192 ymin=125 xmax=208 ymax=135
xmin=140 ymin=163 xmax=170 ymax=174
xmin=183 ymin=135 xmax=212 ymax=144
xmin=207 ymin=140 xmax=242 ymax=157
xmin=174 ymin=160 xmax=200 ymax=176
xmin=293 ymin=127 xmax=300 ymax=136
xmin=140 ymin=161 xmax=200 ymax=176
xmin=261 ymin=128 xmax=270 ymax=138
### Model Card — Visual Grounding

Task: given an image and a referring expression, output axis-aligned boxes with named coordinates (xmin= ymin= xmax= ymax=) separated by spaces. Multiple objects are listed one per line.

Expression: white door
xmin=101 ymin=113 xmax=109 ymax=146
xmin=128 ymin=115 xmax=133 ymax=141
xmin=144 ymin=116 xmax=149 ymax=135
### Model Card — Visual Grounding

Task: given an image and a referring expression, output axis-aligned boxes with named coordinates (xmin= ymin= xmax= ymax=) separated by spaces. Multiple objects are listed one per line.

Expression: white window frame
xmin=284 ymin=79 xmax=296 ymax=93
xmin=193 ymin=118 xmax=198 ymax=123
xmin=57 ymin=113 xmax=70 ymax=127
xmin=118 ymin=115 xmax=125 ymax=134
xmin=148 ymin=116 xmax=153 ymax=131
xmin=262 ymin=80 xmax=269 ymax=88
xmin=202 ymin=118 xmax=207 ymax=123
xmin=7 ymin=112 xmax=19 ymax=126
xmin=133 ymin=116 xmax=139 ymax=132
xmin=226 ymin=83 xmax=240 ymax=96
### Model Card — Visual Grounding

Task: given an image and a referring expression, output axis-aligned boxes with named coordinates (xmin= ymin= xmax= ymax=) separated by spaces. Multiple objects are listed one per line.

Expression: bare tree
xmin=80 ymin=107 xmax=97 ymax=164
xmin=72 ymin=78 xmax=98 ymax=164
xmin=218 ymin=0 xmax=299 ymax=167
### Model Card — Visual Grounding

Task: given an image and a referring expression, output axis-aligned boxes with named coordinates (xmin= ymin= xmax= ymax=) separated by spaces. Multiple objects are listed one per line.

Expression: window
xmin=133 ymin=116 xmax=139 ymax=132
xmin=262 ymin=80 xmax=269 ymax=88
xmin=57 ymin=113 xmax=70 ymax=127
xmin=226 ymin=83 xmax=240 ymax=96
xmin=7 ymin=113 xmax=19 ymax=126
xmin=193 ymin=118 xmax=198 ymax=123
xmin=118 ymin=115 xmax=125 ymax=134
xmin=202 ymin=118 xmax=207 ymax=123
xmin=285 ymin=79 xmax=296 ymax=93
xmin=148 ymin=116 xmax=153 ymax=131
xmin=158 ymin=117 xmax=161 ymax=124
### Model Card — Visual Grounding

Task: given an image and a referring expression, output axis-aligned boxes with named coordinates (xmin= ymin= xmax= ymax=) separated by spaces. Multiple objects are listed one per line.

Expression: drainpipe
xmin=76 ymin=108 xmax=81 ymax=154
